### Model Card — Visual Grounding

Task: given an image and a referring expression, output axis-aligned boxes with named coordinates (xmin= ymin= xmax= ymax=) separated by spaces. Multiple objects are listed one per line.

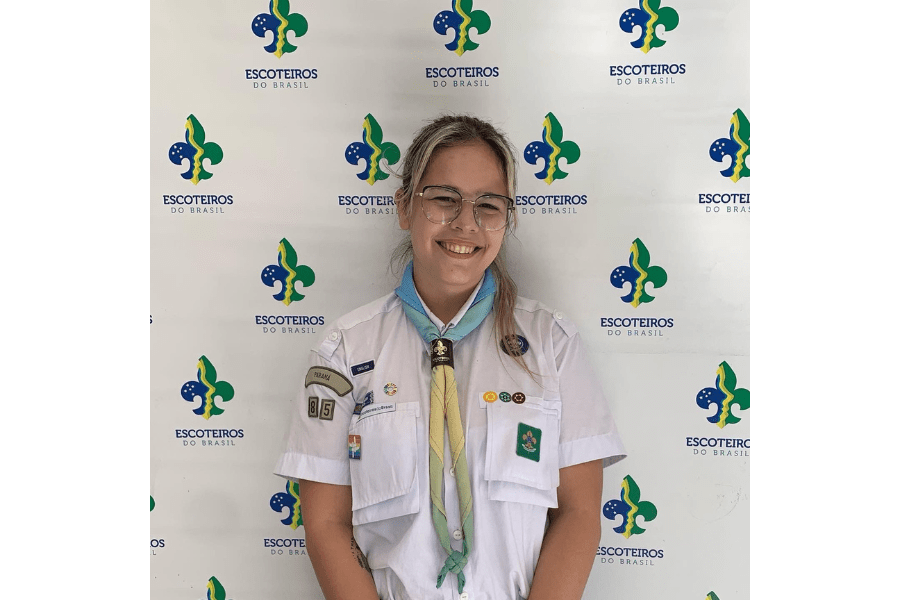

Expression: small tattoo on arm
xmin=351 ymin=536 xmax=371 ymax=574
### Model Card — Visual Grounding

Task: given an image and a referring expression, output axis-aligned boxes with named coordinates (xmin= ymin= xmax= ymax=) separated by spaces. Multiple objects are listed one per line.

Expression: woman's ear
xmin=397 ymin=188 xmax=410 ymax=230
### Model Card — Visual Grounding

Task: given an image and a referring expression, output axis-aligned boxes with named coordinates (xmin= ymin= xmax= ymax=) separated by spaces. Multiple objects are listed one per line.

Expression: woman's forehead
xmin=419 ymin=141 xmax=506 ymax=191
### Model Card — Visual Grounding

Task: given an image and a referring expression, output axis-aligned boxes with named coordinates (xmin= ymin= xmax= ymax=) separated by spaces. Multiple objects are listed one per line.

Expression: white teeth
xmin=441 ymin=242 xmax=475 ymax=255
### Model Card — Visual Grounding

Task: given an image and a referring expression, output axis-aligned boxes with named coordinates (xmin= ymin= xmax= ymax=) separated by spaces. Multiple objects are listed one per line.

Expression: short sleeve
xmin=552 ymin=324 xmax=626 ymax=469
xmin=273 ymin=347 xmax=358 ymax=486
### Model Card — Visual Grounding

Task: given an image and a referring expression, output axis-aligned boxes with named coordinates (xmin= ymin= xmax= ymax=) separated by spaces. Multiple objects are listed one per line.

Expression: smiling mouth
xmin=438 ymin=241 xmax=480 ymax=255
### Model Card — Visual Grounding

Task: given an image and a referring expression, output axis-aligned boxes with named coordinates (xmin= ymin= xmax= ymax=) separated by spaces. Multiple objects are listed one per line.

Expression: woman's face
xmin=399 ymin=141 xmax=508 ymax=299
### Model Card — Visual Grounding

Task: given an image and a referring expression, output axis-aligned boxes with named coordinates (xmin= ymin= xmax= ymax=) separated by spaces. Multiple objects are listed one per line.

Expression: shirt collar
xmin=414 ymin=273 xmax=486 ymax=334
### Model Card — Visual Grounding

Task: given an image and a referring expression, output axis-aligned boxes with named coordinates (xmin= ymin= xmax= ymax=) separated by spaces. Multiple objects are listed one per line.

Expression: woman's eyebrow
xmin=429 ymin=184 xmax=507 ymax=197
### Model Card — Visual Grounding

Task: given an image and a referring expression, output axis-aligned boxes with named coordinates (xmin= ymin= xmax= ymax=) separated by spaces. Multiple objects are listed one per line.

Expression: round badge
xmin=483 ymin=391 xmax=498 ymax=403
xmin=501 ymin=335 xmax=529 ymax=357
xmin=383 ymin=383 xmax=398 ymax=396
xmin=512 ymin=392 xmax=526 ymax=404
xmin=499 ymin=392 xmax=511 ymax=403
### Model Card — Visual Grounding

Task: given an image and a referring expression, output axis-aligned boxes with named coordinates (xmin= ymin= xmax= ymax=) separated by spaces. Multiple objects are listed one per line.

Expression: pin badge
xmin=502 ymin=335 xmax=530 ymax=357
xmin=384 ymin=383 xmax=398 ymax=396
xmin=348 ymin=435 xmax=362 ymax=460
xmin=512 ymin=392 xmax=526 ymax=404
xmin=483 ymin=391 xmax=498 ymax=403
xmin=499 ymin=392 xmax=511 ymax=403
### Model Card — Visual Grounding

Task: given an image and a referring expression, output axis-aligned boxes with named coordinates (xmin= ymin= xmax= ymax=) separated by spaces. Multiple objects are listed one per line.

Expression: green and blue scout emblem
xmin=501 ymin=335 xmax=529 ymax=357
xmin=516 ymin=423 xmax=542 ymax=462
xmin=499 ymin=392 xmax=512 ymax=403
xmin=349 ymin=435 xmax=362 ymax=459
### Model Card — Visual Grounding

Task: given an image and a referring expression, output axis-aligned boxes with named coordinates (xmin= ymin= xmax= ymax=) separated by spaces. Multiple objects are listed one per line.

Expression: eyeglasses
xmin=414 ymin=185 xmax=515 ymax=231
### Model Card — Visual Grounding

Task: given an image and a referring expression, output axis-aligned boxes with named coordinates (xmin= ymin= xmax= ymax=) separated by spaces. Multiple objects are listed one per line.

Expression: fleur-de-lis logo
xmin=251 ymin=0 xmax=309 ymax=58
xmin=620 ymin=0 xmax=679 ymax=53
xmin=181 ymin=356 xmax=235 ymax=420
xmin=433 ymin=0 xmax=491 ymax=56
xmin=260 ymin=238 xmax=316 ymax=305
xmin=602 ymin=474 xmax=658 ymax=538
xmin=205 ymin=576 xmax=230 ymax=600
xmin=696 ymin=361 xmax=750 ymax=429
xmin=706 ymin=593 xmax=721 ymax=600
xmin=522 ymin=430 xmax=537 ymax=451
xmin=434 ymin=340 xmax=447 ymax=356
xmin=710 ymin=109 xmax=750 ymax=182
xmin=610 ymin=238 xmax=668 ymax=307
xmin=344 ymin=114 xmax=400 ymax=185
xmin=270 ymin=481 xmax=304 ymax=529
xmin=524 ymin=113 xmax=581 ymax=185
xmin=150 ymin=496 xmax=155 ymax=512
xmin=169 ymin=115 xmax=223 ymax=185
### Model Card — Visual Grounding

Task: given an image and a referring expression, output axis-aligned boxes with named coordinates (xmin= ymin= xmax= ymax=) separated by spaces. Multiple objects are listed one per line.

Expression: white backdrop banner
xmin=151 ymin=1 xmax=749 ymax=598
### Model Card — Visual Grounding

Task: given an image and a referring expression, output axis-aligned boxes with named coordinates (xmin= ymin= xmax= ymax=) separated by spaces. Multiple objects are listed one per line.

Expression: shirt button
xmin=452 ymin=529 xmax=463 ymax=540
xmin=460 ymin=594 xmax=469 ymax=600
xmin=449 ymin=467 xmax=456 ymax=476
xmin=328 ymin=331 xmax=340 ymax=342
xmin=553 ymin=310 xmax=564 ymax=320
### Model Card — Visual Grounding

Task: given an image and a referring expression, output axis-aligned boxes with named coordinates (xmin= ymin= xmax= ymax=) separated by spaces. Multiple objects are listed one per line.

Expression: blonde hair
xmin=391 ymin=115 xmax=529 ymax=374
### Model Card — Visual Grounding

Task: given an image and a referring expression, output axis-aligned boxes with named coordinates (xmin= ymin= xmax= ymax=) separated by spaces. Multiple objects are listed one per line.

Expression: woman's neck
xmin=413 ymin=273 xmax=478 ymax=326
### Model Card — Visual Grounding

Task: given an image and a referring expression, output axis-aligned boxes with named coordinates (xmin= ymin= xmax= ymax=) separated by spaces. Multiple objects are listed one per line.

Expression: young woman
xmin=275 ymin=115 xmax=625 ymax=600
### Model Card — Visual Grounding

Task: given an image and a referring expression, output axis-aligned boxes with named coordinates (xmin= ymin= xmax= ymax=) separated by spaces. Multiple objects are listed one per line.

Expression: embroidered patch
xmin=512 ymin=392 xmax=526 ymax=404
xmin=363 ymin=390 xmax=374 ymax=406
xmin=350 ymin=360 xmax=375 ymax=377
xmin=483 ymin=391 xmax=498 ymax=403
xmin=305 ymin=367 xmax=353 ymax=396
xmin=383 ymin=383 xmax=398 ymax=396
xmin=499 ymin=392 xmax=512 ymax=403
xmin=319 ymin=398 xmax=335 ymax=420
xmin=502 ymin=334 xmax=530 ymax=357
xmin=307 ymin=396 xmax=319 ymax=418
xmin=352 ymin=402 xmax=364 ymax=415
xmin=348 ymin=435 xmax=362 ymax=460
xmin=516 ymin=423 xmax=542 ymax=462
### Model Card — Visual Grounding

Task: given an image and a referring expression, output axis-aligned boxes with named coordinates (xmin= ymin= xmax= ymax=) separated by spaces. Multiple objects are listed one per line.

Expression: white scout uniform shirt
xmin=275 ymin=281 xmax=626 ymax=600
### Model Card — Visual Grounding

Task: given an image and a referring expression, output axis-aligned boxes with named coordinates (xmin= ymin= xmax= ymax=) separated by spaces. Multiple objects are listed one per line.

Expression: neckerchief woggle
xmin=395 ymin=261 xmax=495 ymax=593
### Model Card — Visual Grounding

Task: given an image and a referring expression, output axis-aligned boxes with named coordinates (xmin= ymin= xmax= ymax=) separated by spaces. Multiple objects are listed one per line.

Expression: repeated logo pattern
xmin=260 ymin=238 xmax=316 ymax=305
xmin=205 ymin=576 xmax=229 ymax=600
xmin=524 ymin=113 xmax=581 ymax=184
xmin=602 ymin=474 xmax=658 ymax=538
xmin=710 ymin=109 xmax=750 ymax=182
xmin=706 ymin=593 xmax=721 ymax=600
xmin=619 ymin=0 xmax=680 ymax=53
xmin=181 ymin=356 xmax=235 ymax=420
xmin=344 ymin=114 xmax=400 ymax=185
xmin=610 ymin=238 xmax=668 ymax=307
xmin=270 ymin=481 xmax=304 ymax=529
xmin=696 ymin=361 xmax=750 ymax=428
xmin=168 ymin=115 xmax=223 ymax=185
xmin=433 ymin=0 xmax=491 ymax=56
xmin=251 ymin=0 xmax=309 ymax=58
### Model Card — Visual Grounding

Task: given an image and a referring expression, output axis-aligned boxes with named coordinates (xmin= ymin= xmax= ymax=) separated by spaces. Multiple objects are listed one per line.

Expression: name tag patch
xmin=516 ymin=423 xmax=542 ymax=462
xmin=350 ymin=360 xmax=375 ymax=377
xmin=358 ymin=402 xmax=396 ymax=421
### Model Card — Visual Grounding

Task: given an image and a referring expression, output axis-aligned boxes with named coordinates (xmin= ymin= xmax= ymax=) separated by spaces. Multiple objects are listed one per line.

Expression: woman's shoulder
xmin=312 ymin=292 xmax=403 ymax=361
xmin=513 ymin=295 xmax=579 ymax=338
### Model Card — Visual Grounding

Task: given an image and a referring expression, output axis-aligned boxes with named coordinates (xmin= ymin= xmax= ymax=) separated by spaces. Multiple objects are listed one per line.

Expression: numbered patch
xmin=319 ymin=398 xmax=335 ymax=421
xmin=307 ymin=396 xmax=319 ymax=418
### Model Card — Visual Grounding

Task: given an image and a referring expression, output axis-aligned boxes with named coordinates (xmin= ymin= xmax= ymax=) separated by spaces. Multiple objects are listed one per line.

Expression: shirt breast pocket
xmin=348 ymin=403 xmax=421 ymax=525
xmin=485 ymin=396 xmax=561 ymax=508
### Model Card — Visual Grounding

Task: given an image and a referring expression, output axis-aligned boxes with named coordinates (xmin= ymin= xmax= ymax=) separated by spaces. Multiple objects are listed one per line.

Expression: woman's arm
xmin=527 ymin=460 xmax=604 ymax=600
xmin=298 ymin=479 xmax=380 ymax=600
